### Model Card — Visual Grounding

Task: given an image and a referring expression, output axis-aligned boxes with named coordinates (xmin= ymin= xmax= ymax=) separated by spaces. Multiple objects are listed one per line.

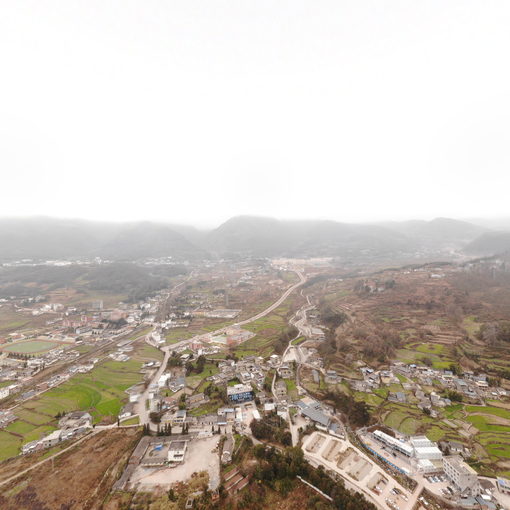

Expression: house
xmin=119 ymin=403 xmax=136 ymax=420
xmin=296 ymin=400 xmax=331 ymax=429
xmin=439 ymin=440 xmax=465 ymax=455
xmin=274 ymin=380 xmax=287 ymax=399
xmin=277 ymin=364 xmax=293 ymax=379
xmin=324 ymin=370 xmax=339 ymax=384
xmin=187 ymin=393 xmax=209 ymax=409
xmin=41 ymin=429 xmax=62 ymax=448
xmin=58 ymin=411 xmax=92 ymax=430
xmin=388 ymin=391 xmax=407 ymax=403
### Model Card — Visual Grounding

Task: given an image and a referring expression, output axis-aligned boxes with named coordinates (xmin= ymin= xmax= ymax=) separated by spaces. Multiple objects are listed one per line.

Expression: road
xmin=139 ymin=270 xmax=307 ymax=427
xmin=0 ymin=428 xmax=102 ymax=488
xmin=235 ymin=270 xmax=306 ymax=326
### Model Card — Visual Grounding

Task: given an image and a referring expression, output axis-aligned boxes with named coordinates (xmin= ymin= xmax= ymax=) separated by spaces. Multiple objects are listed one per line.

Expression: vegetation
xmin=323 ymin=390 xmax=370 ymax=427
xmin=252 ymin=445 xmax=377 ymax=510
xmin=250 ymin=412 xmax=292 ymax=446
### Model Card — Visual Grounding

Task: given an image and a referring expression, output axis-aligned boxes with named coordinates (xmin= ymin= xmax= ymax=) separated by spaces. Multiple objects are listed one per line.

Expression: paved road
xmin=140 ymin=269 xmax=307 ymax=427
xmin=235 ymin=270 xmax=306 ymax=326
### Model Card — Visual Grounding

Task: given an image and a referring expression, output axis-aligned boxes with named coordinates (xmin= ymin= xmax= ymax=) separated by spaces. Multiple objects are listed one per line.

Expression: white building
xmin=167 ymin=440 xmax=187 ymax=463
xmin=373 ymin=430 xmax=413 ymax=457
xmin=410 ymin=436 xmax=443 ymax=460
xmin=443 ymin=455 xmax=480 ymax=496
xmin=158 ymin=373 xmax=171 ymax=388
xmin=41 ymin=429 xmax=62 ymax=448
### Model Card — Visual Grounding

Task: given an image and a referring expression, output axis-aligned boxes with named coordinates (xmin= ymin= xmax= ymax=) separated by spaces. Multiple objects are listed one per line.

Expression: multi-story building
xmin=227 ymin=384 xmax=254 ymax=403
xmin=410 ymin=436 xmax=443 ymax=460
xmin=443 ymin=455 xmax=480 ymax=496
xmin=274 ymin=380 xmax=287 ymax=399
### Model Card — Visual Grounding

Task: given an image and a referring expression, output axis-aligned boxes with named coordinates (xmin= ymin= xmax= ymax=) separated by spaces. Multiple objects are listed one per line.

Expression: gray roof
xmin=301 ymin=407 xmax=330 ymax=427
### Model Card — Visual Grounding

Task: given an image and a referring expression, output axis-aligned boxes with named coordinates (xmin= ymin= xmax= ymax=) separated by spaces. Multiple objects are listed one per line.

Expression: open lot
xmin=129 ymin=435 xmax=220 ymax=491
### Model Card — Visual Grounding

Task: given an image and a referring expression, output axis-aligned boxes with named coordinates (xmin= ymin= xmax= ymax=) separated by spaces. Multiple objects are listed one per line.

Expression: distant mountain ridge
xmin=0 ymin=215 xmax=505 ymax=261
xmin=464 ymin=231 xmax=510 ymax=256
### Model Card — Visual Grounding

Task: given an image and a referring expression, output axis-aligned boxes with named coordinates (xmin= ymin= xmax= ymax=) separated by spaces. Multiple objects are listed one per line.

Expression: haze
xmin=1 ymin=1 xmax=510 ymax=227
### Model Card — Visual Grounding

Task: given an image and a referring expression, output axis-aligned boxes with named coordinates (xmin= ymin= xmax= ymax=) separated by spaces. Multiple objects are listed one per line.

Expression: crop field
xmin=165 ymin=328 xmax=194 ymax=344
xmin=378 ymin=401 xmax=510 ymax=475
xmin=2 ymin=340 xmax=60 ymax=354
xmin=395 ymin=341 xmax=454 ymax=369
xmin=0 ymin=340 xmax=162 ymax=462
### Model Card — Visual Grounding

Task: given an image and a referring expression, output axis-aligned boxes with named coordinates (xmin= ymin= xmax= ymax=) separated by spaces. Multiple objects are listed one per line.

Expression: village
xmin=1 ymin=259 xmax=510 ymax=510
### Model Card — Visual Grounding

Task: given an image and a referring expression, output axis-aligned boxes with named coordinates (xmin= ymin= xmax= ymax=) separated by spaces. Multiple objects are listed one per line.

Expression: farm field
xmin=0 ymin=340 xmax=162 ymax=462
xmin=376 ymin=399 xmax=510 ymax=475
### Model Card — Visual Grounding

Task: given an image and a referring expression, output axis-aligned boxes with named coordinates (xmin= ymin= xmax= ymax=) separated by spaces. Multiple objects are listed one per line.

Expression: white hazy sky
xmin=1 ymin=1 xmax=510 ymax=227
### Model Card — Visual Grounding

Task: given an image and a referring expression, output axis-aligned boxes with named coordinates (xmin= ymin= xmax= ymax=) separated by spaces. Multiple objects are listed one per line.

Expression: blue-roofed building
xmin=227 ymin=384 xmax=253 ymax=403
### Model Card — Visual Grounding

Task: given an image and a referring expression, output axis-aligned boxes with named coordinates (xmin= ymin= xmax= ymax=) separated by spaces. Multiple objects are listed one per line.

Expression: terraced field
xmin=380 ymin=401 xmax=510 ymax=476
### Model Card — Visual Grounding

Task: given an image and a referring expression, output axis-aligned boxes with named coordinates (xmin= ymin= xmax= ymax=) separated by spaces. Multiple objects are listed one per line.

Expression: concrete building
xmin=443 ymin=455 xmax=480 ymax=496
xmin=167 ymin=440 xmax=187 ymax=463
xmin=227 ymin=384 xmax=254 ymax=403
xmin=372 ymin=430 xmax=413 ymax=457
xmin=41 ymin=429 xmax=62 ymax=448
xmin=410 ymin=436 xmax=442 ymax=460
xmin=274 ymin=380 xmax=287 ymax=399
xmin=277 ymin=364 xmax=293 ymax=379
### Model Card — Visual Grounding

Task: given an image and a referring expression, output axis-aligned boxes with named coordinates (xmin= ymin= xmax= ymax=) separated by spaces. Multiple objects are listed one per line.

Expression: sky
xmin=1 ymin=1 xmax=510 ymax=227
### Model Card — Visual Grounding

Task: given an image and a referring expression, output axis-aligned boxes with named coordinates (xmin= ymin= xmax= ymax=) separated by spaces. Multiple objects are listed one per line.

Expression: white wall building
xmin=443 ymin=455 xmax=480 ymax=496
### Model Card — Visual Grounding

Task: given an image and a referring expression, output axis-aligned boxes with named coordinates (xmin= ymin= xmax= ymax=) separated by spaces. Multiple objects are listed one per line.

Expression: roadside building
xmin=41 ymin=429 xmax=62 ymax=448
xmin=443 ymin=455 xmax=480 ymax=496
xmin=274 ymin=380 xmax=287 ymax=399
xmin=277 ymin=364 xmax=293 ymax=379
xmin=372 ymin=430 xmax=413 ymax=457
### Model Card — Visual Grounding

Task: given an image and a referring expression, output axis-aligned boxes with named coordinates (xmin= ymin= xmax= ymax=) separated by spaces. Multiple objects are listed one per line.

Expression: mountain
xmin=0 ymin=217 xmax=117 ymax=260
xmin=207 ymin=216 xmax=412 ymax=257
xmin=0 ymin=218 xmax=207 ymax=261
xmin=464 ymin=231 xmax=510 ymax=256
xmin=99 ymin=222 xmax=207 ymax=260
xmin=0 ymin=215 xmax=496 ymax=261
xmin=382 ymin=217 xmax=487 ymax=249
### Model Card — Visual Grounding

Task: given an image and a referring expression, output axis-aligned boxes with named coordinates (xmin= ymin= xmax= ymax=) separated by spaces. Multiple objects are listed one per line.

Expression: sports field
xmin=2 ymin=340 xmax=60 ymax=354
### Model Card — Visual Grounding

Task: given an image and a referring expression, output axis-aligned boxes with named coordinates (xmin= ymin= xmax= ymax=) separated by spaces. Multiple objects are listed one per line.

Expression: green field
xmin=0 ymin=338 xmax=165 ymax=462
xmin=3 ymin=340 xmax=60 ymax=354
xmin=395 ymin=341 xmax=453 ymax=369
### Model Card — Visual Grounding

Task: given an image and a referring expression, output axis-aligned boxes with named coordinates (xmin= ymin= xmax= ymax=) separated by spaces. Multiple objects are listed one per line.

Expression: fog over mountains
xmin=0 ymin=216 xmax=509 ymax=262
